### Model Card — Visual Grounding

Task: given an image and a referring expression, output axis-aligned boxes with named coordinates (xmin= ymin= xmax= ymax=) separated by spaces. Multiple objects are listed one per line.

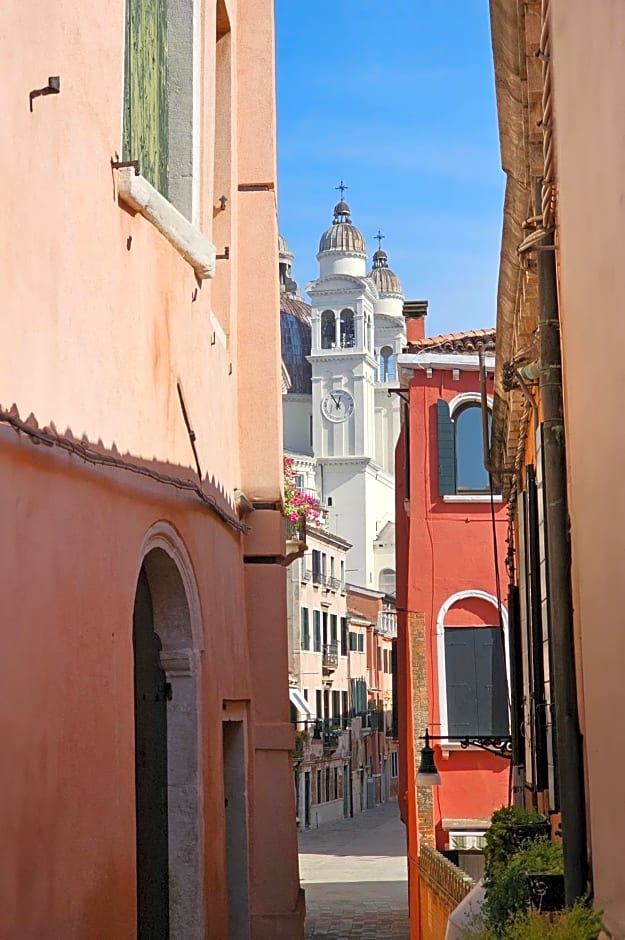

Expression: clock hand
xmin=330 ymin=393 xmax=340 ymax=408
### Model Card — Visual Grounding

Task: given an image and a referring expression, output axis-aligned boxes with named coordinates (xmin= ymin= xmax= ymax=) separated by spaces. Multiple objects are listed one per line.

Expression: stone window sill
xmin=442 ymin=494 xmax=503 ymax=504
xmin=116 ymin=167 xmax=216 ymax=279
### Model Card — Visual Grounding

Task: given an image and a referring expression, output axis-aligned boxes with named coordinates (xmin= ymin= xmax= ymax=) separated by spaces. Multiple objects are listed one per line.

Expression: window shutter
xmin=123 ymin=0 xmax=169 ymax=195
xmin=445 ymin=627 xmax=510 ymax=737
xmin=437 ymin=399 xmax=456 ymax=495
xmin=474 ymin=628 xmax=510 ymax=736
xmin=300 ymin=608 xmax=309 ymax=651
xmin=445 ymin=629 xmax=478 ymax=735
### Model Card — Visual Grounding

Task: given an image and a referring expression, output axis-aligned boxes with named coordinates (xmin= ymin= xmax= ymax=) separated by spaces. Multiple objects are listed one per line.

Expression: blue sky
xmin=275 ymin=0 xmax=505 ymax=337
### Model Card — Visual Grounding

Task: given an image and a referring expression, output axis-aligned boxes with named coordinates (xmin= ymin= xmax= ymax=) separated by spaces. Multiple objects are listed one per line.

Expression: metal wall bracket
xmin=29 ymin=76 xmax=60 ymax=112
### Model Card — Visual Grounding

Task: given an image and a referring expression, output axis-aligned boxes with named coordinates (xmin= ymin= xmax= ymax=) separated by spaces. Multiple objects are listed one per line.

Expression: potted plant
xmin=484 ymin=806 xmax=551 ymax=883
xmin=293 ymin=728 xmax=310 ymax=758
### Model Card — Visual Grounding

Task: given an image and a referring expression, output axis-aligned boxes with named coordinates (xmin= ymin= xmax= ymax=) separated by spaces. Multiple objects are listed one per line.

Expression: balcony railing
xmin=293 ymin=716 xmax=352 ymax=754
xmin=322 ymin=641 xmax=339 ymax=671
xmin=376 ymin=610 xmax=397 ymax=636
xmin=311 ymin=571 xmax=341 ymax=592
xmin=285 ymin=513 xmax=306 ymax=545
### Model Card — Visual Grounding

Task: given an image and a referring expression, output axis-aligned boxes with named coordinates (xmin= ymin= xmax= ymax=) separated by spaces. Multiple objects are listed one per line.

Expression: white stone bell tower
xmin=307 ymin=189 xmax=386 ymax=586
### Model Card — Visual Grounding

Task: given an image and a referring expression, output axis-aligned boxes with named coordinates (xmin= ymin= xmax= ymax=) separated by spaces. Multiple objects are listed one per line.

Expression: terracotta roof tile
xmin=405 ymin=327 xmax=496 ymax=354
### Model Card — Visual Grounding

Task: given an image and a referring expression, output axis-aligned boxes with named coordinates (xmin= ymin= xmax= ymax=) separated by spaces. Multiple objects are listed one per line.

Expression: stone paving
xmin=299 ymin=799 xmax=409 ymax=939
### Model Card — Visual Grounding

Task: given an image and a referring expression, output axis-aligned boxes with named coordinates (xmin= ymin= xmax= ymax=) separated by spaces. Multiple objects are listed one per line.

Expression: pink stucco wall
xmin=0 ymin=0 xmax=302 ymax=936
xmin=549 ymin=2 xmax=625 ymax=931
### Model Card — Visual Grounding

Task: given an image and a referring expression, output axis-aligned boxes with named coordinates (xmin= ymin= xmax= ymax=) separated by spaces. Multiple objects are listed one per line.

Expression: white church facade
xmin=280 ymin=194 xmax=406 ymax=592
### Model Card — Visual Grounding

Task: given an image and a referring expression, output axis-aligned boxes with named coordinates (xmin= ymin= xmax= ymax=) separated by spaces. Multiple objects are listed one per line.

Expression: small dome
xmin=370 ymin=246 xmax=403 ymax=297
xmin=318 ymin=200 xmax=367 ymax=255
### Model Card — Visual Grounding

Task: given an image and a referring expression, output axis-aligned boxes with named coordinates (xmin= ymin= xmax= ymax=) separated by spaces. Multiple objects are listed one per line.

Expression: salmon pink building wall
xmin=396 ymin=337 xmax=509 ymax=862
xmin=538 ymin=2 xmax=625 ymax=929
xmin=0 ymin=0 xmax=303 ymax=937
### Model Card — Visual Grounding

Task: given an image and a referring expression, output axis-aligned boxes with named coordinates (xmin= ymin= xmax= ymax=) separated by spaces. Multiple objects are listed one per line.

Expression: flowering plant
xmin=283 ymin=456 xmax=322 ymax=527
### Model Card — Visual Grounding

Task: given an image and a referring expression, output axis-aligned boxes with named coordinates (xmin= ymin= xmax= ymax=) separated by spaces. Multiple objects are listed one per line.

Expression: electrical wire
xmin=0 ymin=408 xmax=248 ymax=534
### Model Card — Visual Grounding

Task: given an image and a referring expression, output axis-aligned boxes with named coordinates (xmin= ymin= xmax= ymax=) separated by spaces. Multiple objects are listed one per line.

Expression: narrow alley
xmin=300 ymin=800 xmax=409 ymax=939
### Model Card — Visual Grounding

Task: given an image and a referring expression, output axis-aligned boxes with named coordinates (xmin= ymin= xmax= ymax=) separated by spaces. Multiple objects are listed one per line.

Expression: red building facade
xmin=395 ymin=326 xmax=510 ymax=925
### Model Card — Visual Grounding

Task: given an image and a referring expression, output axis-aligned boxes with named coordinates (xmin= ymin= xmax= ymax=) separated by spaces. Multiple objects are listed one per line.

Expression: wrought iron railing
xmin=322 ymin=641 xmax=339 ymax=670
xmin=285 ymin=513 xmax=306 ymax=544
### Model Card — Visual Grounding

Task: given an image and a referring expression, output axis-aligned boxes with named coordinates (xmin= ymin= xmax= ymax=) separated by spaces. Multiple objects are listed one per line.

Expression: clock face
xmin=321 ymin=389 xmax=355 ymax=423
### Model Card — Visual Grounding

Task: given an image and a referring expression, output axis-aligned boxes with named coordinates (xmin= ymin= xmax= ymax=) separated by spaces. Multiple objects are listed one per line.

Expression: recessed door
xmin=134 ymin=566 xmax=170 ymax=939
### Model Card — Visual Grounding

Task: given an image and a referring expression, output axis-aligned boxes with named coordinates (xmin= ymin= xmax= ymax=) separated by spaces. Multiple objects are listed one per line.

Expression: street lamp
xmin=416 ymin=728 xmax=512 ymax=787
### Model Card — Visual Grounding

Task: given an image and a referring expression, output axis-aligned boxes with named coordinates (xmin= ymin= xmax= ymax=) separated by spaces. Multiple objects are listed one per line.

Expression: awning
xmin=289 ymin=688 xmax=313 ymax=718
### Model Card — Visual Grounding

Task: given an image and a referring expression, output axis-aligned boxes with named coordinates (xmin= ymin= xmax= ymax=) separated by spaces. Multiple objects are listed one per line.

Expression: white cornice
xmin=307 ymin=352 xmax=378 ymax=368
xmin=398 ymin=352 xmax=495 ymax=371
xmin=306 ymin=527 xmax=352 ymax=551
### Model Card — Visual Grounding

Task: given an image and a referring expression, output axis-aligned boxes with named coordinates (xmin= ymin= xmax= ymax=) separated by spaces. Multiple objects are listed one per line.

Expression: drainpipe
xmin=533 ymin=181 xmax=588 ymax=903
xmin=478 ymin=350 xmax=524 ymax=780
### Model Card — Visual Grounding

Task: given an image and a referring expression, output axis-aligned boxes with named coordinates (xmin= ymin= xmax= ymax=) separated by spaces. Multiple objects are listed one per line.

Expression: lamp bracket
xmin=420 ymin=731 xmax=512 ymax=760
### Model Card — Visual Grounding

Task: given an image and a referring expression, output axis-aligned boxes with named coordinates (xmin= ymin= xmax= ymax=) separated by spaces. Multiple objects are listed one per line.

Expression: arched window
xmin=340 ymin=309 xmax=355 ymax=348
xmin=437 ymin=398 xmax=490 ymax=495
xmin=379 ymin=345 xmax=395 ymax=382
xmin=455 ymin=404 xmax=489 ymax=491
xmin=378 ymin=568 xmax=396 ymax=596
xmin=321 ymin=310 xmax=336 ymax=349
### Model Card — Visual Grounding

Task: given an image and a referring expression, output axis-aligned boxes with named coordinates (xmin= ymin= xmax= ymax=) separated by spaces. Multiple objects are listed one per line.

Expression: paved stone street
xmin=299 ymin=799 xmax=409 ymax=939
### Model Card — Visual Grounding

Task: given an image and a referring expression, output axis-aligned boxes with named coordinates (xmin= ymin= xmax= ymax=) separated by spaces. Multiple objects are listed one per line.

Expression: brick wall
xmin=409 ymin=611 xmax=434 ymax=846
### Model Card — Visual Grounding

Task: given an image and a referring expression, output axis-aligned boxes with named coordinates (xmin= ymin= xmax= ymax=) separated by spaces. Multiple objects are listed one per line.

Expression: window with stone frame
xmin=437 ymin=399 xmax=492 ymax=495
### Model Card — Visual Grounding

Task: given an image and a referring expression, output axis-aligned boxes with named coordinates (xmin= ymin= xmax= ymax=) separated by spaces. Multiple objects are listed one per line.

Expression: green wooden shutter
xmin=437 ymin=398 xmax=456 ymax=495
xmin=123 ymin=0 xmax=168 ymax=195
xmin=301 ymin=608 xmax=310 ymax=651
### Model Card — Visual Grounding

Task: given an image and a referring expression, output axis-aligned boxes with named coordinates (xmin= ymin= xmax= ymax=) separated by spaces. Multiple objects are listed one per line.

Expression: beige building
xmin=489 ymin=0 xmax=625 ymax=932
xmin=288 ymin=528 xmax=353 ymax=828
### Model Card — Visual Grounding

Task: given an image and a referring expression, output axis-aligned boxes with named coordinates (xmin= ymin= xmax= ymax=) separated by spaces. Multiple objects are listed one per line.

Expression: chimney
xmin=403 ymin=300 xmax=428 ymax=344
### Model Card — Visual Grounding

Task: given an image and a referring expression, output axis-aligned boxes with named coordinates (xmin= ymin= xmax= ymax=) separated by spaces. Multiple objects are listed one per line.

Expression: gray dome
xmin=280 ymin=296 xmax=312 ymax=395
xmin=318 ymin=200 xmax=367 ymax=255
xmin=370 ymin=248 xmax=403 ymax=297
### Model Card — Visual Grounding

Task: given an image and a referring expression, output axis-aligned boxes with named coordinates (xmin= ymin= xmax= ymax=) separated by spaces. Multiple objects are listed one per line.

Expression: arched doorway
xmin=133 ymin=527 xmax=204 ymax=940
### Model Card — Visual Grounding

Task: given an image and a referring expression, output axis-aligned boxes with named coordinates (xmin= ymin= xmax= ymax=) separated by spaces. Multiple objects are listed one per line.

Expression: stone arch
xmin=340 ymin=308 xmax=355 ymax=347
xmin=135 ymin=521 xmax=204 ymax=940
xmin=321 ymin=309 xmax=336 ymax=349
xmin=379 ymin=344 xmax=395 ymax=382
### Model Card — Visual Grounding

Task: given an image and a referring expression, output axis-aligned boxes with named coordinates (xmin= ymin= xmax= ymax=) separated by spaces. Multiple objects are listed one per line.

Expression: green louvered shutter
xmin=123 ymin=0 xmax=168 ymax=195
xmin=437 ymin=398 xmax=456 ymax=495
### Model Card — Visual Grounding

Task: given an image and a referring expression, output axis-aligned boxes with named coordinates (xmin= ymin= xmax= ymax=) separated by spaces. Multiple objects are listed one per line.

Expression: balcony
xmin=312 ymin=571 xmax=341 ymax=592
xmin=322 ymin=641 xmax=339 ymax=672
xmin=376 ymin=610 xmax=397 ymax=636
xmin=285 ymin=513 xmax=306 ymax=553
